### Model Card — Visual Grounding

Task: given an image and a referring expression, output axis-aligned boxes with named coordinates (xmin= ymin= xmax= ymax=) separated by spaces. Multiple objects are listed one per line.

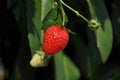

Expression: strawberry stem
xmin=59 ymin=1 xmax=66 ymax=26
xmin=60 ymin=0 xmax=90 ymax=23
xmin=60 ymin=0 xmax=101 ymax=30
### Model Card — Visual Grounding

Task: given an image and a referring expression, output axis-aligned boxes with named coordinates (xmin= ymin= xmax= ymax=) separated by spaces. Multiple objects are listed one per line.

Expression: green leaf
xmin=96 ymin=19 xmax=113 ymax=63
xmin=8 ymin=0 xmax=37 ymax=79
xmin=42 ymin=6 xmax=68 ymax=30
xmin=54 ymin=52 xmax=80 ymax=80
xmin=69 ymin=26 xmax=102 ymax=79
xmin=27 ymin=0 xmax=54 ymax=55
xmin=87 ymin=0 xmax=113 ymax=63
xmin=9 ymin=0 xmax=55 ymax=79
xmin=10 ymin=0 xmax=54 ymax=55
xmin=64 ymin=0 xmax=102 ymax=79
xmin=42 ymin=7 xmax=62 ymax=30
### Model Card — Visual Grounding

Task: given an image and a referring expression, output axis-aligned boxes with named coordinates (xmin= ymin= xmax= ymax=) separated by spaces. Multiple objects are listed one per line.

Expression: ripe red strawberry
xmin=42 ymin=25 xmax=69 ymax=55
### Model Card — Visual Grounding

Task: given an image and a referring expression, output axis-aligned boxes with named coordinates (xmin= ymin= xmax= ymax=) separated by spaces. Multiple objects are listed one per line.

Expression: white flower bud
xmin=30 ymin=53 xmax=44 ymax=68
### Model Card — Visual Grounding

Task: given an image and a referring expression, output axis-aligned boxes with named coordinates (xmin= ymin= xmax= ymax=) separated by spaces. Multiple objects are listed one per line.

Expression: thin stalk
xmin=60 ymin=5 xmax=65 ymax=26
xmin=60 ymin=0 xmax=89 ymax=23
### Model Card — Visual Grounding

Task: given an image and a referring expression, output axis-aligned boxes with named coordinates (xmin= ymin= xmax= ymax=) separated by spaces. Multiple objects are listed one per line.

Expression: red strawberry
xmin=42 ymin=25 xmax=69 ymax=55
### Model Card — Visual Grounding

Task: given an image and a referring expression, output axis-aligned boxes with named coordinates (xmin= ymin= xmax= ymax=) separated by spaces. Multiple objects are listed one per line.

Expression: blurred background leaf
xmin=7 ymin=0 xmax=36 ymax=79
xmin=87 ymin=0 xmax=113 ymax=63
xmin=54 ymin=52 xmax=80 ymax=80
xmin=27 ymin=0 xmax=54 ymax=56
xmin=7 ymin=0 xmax=54 ymax=79
xmin=64 ymin=0 xmax=102 ymax=79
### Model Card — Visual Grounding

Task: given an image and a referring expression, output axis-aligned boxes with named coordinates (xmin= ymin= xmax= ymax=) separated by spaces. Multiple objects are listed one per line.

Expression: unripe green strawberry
xmin=42 ymin=25 xmax=69 ymax=55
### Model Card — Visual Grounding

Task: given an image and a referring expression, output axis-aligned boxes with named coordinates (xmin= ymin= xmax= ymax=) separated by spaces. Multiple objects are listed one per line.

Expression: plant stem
xmin=59 ymin=2 xmax=65 ymax=26
xmin=60 ymin=0 xmax=89 ymax=23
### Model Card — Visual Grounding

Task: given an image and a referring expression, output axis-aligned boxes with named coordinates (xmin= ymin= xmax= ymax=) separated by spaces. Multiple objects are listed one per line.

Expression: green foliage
xmin=6 ymin=0 xmax=120 ymax=80
xmin=54 ymin=52 xmax=80 ymax=80
xmin=27 ymin=0 xmax=54 ymax=55
xmin=42 ymin=7 xmax=67 ymax=30
xmin=87 ymin=0 xmax=113 ymax=63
